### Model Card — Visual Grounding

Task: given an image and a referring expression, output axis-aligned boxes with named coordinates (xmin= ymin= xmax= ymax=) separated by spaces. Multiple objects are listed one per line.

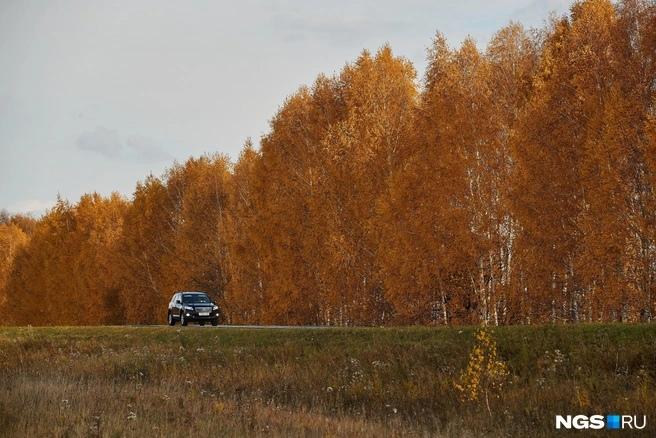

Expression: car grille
xmin=196 ymin=307 xmax=212 ymax=313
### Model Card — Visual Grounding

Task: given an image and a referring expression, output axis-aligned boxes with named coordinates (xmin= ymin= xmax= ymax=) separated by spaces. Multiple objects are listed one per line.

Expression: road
xmin=139 ymin=324 xmax=341 ymax=329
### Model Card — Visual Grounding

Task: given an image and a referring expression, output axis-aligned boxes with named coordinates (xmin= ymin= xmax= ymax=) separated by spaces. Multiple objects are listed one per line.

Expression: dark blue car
xmin=167 ymin=291 xmax=220 ymax=326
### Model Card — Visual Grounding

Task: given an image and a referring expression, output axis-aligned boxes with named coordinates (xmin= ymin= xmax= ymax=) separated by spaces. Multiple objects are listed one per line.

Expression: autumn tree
xmin=615 ymin=0 xmax=656 ymax=320
xmin=511 ymin=0 xmax=656 ymax=322
xmin=119 ymin=155 xmax=232 ymax=324
xmin=319 ymin=46 xmax=417 ymax=325
xmin=379 ymin=32 xmax=532 ymax=325
xmin=5 ymin=194 xmax=126 ymax=325
xmin=118 ymin=176 xmax=174 ymax=324
xmin=237 ymin=78 xmax=345 ymax=325
xmin=0 ymin=222 xmax=29 ymax=309
xmin=510 ymin=13 xmax=588 ymax=323
xmin=221 ymin=142 xmax=266 ymax=323
xmin=484 ymin=23 xmax=539 ymax=324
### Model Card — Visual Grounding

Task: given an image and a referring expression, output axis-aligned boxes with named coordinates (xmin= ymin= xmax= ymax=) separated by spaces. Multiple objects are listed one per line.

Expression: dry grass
xmin=1 ymin=324 xmax=655 ymax=437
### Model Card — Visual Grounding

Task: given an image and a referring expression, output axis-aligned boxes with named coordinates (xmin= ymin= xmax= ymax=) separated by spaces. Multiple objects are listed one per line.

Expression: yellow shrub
xmin=454 ymin=327 xmax=509 ymax=412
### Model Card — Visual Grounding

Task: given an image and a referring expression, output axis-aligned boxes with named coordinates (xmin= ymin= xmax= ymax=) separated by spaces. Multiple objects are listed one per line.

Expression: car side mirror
xmin=175 ymin=300 xmax=181 ymax=304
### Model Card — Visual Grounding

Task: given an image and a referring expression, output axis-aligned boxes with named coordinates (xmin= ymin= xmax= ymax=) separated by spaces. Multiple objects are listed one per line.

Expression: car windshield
xmin=182 ymin=294 xmax=211 ymax=304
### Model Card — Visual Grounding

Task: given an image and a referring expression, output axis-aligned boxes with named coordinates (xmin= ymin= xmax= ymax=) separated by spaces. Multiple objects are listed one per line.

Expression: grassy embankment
xmin=1 ymin=324 xmax=655 ymax=437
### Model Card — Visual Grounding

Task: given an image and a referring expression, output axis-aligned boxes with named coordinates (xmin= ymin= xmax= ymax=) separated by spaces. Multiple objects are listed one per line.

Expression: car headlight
xmin=184 ymin=305 xmax=194 ymax=311
xmin=212 ymin=305 xmax=219 ymax=310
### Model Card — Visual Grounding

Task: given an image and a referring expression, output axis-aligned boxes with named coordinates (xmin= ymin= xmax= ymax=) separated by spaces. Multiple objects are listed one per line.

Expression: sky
xmin=0 ymin=0 xmax=573 ymax=215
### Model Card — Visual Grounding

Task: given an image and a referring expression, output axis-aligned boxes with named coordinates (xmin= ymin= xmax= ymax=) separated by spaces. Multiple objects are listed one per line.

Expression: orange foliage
xmin=2 ymin=0 xmax=655 ymax=326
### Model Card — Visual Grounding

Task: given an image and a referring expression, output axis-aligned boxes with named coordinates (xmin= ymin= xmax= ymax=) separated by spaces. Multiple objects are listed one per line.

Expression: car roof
xmin=178 ymin=291 xmax=207 ymax=294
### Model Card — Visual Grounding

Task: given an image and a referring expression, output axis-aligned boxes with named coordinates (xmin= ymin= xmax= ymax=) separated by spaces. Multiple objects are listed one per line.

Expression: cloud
xmin=76 ymin=127 xmax=173 ymax=163
xmin=7 ymin=199 xmax=55 ymax=216
xmin=125 ymin=134 xmax=174 ymax=163
xmin=76 ymin=127 xmax=123 ymax=158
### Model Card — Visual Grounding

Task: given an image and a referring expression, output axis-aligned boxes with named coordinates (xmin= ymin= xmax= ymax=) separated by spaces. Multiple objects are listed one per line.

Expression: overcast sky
xmin=0 ymin=0 xmax=573 ymax=215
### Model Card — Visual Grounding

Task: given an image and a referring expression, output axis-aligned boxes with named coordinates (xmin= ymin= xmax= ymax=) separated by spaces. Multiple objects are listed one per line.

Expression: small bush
xmin=454 ymin=327 xmax=509 ymax=415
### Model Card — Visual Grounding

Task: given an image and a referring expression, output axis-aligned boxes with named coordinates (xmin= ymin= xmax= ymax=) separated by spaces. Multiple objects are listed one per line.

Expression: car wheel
xmin=181 ymin=313 xmax=188 ymax=326
xmin=211 ymin=318 xmax=218 ymax=327
xmin=168 ymin=312 xmax=175 ymax=326
xmin=199 ymin=322 xmax=205 ymax=327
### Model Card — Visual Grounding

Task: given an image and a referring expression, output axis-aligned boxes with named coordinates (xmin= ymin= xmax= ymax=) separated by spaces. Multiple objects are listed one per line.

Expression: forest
xmin=1 ymin=0 xmax=655 ymax=326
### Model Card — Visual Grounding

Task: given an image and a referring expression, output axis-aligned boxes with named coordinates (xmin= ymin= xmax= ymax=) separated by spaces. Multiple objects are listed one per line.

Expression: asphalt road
xmin=140 ymin=324 xmax=339 ymax=329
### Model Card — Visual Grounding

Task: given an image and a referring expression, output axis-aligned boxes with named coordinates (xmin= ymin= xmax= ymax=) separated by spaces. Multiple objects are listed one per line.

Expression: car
xmin=167 ymin=291 xmax=220 ymax=326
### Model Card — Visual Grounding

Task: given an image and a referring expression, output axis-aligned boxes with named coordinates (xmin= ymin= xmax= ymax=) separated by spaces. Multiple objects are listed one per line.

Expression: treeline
xmin=1 ymin=0 xmax=655 ymax=326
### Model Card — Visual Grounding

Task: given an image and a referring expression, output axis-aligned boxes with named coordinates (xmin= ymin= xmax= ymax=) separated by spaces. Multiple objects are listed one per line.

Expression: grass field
xmin=1 ymin=324 xmax=655 ymax=437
